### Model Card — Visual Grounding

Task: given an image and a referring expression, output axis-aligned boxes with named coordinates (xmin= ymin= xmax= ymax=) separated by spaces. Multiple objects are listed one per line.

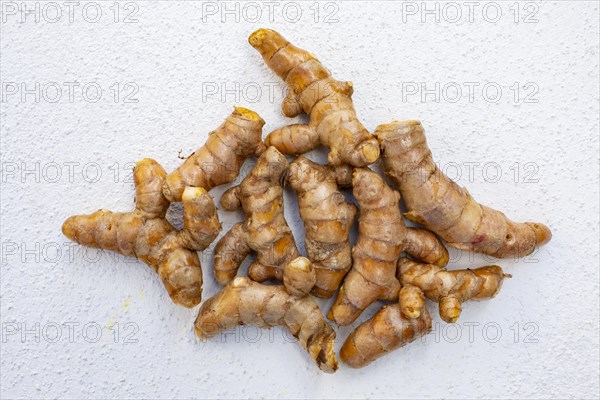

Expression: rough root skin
xmin=163 ymin=107 xmax=266 ymax=202
xmin=327 ymin=168 xmax=448 ymax=326
xmin=249 ymin=28 xmax=380 ymax=167
xmin=340 ymin=304 xmax=432 ymax=368
xmin=398 ymin=258 xmax=511 ymax=323
xmin=287 ymin=156 xmax=357 ymax=298
xmin=213 ymin=146 xmax=300 ymax=285
xmin=195 ymin=257 xmax=338 ymax=373
xmin=62 ymin=159 xmax=221 ymax=307
xmin=374 ymin=120 xmax=552 ymax=258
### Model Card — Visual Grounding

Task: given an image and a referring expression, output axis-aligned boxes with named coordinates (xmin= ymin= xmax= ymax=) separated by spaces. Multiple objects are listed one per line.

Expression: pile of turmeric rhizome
xmin=63 ymin=29 xmax=552 ymax=371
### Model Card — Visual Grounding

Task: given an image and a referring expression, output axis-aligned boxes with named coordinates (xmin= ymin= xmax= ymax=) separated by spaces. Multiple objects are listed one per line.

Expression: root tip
xmin=248 ymin=28 xmax=269 ymax=47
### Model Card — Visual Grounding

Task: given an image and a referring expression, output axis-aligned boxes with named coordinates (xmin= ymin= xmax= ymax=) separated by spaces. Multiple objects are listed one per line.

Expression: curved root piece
xmin=62 ymin=159 xmax=221 ymax=307
xmin=287 ymin=156 xmax=357 ymax=297
xmin=340 ymin=303 xmax=432 ymax=368
xmin=163 ymin=107 xmax=266 ymax=201
xmin=249 ymin=28 xmax=379 ymax=167
xmin=374 ymin=121 xmax=552 ymax=258
xmin=213 ymin=146 xmax=300 ymax=284
xmin=397 ymin=258 xmax=511 ymax=323
xmin=195 ymin=258 xmax=338 ymax=373
xmin=328 ymin=168 xmax=448 ymax=325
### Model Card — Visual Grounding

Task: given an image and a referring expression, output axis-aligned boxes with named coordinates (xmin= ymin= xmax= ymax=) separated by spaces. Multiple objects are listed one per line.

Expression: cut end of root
xmin=317 ymin=337 xmax=339 ymax=373
xmin=248 ymin=28 xmax=269 ymax=47
xmin=288 ymin=256 xmax=312 ymax=272
xmin=233 ymin=106 xmax=263 ymax=123
xmin=182 ymin=186 xmax=207 ymax=201
xmin=248 ymin=28 xmax=288 ymax=61
xmin=231 ymin=276 xmax=250 ymax=288
xmin=351 ymin=167 xmax=370 ymax=185
xmin=362 ymin=143 xmax=380 ymax=164
xmin=402 ymin=307 xmax=422 ymax=319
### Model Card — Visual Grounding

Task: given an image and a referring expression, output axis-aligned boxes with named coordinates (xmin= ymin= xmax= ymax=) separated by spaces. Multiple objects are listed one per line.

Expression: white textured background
xmin=1 ymin=1 xmax=599 ymax=399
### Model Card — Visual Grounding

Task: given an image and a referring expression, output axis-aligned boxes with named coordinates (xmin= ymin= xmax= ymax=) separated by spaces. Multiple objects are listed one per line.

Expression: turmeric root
xmin=398 ymin=284 xmax=426 ymax=319
xmin=340 ymin=301 xmax=432 ymax=368
xmin=213 ymin=146 xmax=300 ymax=284
xmin=62 ymin=159 xmax=221 ymax=307
xmin=163 ymin=107 xmax=266 ymax=201
xmin=374 ymin=121 xmax=552 ymax=258
xmin=398 ymin=258 xmax=510 ymax=323
xmin=287 ymin=156 xmax=357 ymax=297
xmin=248 ymin=28 xmax=380 ymax=167
xmin=328 ymin=168 xmax=448 ymax=326
xmin=195 ymin=257 xmax=338 ymax=373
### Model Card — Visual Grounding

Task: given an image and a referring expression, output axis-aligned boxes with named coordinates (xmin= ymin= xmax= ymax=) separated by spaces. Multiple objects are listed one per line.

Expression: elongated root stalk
xmin=340 ymin=302 xmax=432 ymax=368
xmin=374 ymin=121 xmax=552 ymax=258
xmin=398 ymin=258 xmax=511 ymax=323
xmin=328 ymin=168 xmax=448 ymax=325
xmin=249 ymin=28 xmax=379 ymax=167
xmin=163 ymin=107 xmax=266 ymax=201
xmin=62 ymin=159 xmax=221 ymax=307
xmin=213 ymin=146 xmax=300 ymax=284
xmin=196 ymin=257 xmax=338 ymax=373
xmin=287 ymin=156 xmax=357 ymax=297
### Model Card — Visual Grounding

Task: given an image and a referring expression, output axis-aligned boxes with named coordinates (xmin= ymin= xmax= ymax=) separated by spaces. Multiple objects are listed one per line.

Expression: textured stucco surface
xmin=1 ymin=1 xmax=599 ymax=399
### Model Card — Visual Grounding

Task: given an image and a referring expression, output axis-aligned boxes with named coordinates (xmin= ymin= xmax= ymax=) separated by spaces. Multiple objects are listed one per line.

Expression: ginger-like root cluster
xmin=195 ymin=257 xmax=338 ymax=373
xmin=62 ymin=159 xmax=221 ymax=307
xmin=248 ymin=28 xmax=380 ymax=167
xmin=213 ymin=146 xmax=300 ymax=284
xmin=374 ymin=120 xmax=552 ymax=258
xmin=328 ymin=168 xmax=449 ymax=326
xmin=163 ymin=107 xmax=266 ymax=201
xmin=60 ymin=28 xmax=554 ymax=373
xmin=287 ymin=156 xmax=357 ymax=298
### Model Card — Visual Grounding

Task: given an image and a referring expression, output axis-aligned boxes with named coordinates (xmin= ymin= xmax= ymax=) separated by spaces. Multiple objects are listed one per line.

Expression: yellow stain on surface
xmin=121 ymin=296 xmax=132 ymax=309
xmin=105 ymin=295 xmax=133 ymax=330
